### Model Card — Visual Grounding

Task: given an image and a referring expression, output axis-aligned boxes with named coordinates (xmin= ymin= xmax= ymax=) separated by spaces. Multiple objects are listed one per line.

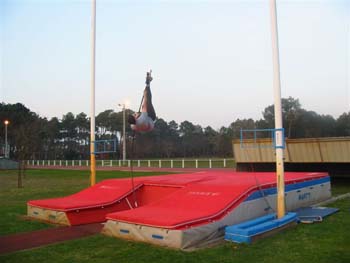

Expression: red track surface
xmin=0 ymin=223 xmax=103 ymax=255
xmin=28 ymin=171 xmax=328 ymax=228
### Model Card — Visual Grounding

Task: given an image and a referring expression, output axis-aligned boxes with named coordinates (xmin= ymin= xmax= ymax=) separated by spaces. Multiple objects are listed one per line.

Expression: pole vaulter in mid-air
xmin=127 ymin=71 xmax=157 ymax=132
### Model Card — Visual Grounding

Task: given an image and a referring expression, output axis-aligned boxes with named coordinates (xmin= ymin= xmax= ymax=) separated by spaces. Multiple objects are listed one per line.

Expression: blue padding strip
xmin=245 ymin=177 xmax=330 ymax=201
xmin=226 ymin=214 xmax=275 ymax=232
xmin=120 ymin=229 xmax=129 ymax=234
xmin=152 ymin=234 xmax=164 ymax=240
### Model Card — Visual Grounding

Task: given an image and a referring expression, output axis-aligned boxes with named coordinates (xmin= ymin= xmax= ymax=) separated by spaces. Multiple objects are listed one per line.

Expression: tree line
xmin=0 ymin=97 xmax=349 ymax=160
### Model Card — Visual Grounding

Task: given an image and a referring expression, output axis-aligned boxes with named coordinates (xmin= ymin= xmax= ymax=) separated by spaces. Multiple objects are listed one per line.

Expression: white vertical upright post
xmin=171 ymin=160 xmax=173 ymax=168
xmin=148 ymin=160 xmax=151 ymax=167
xmin=195 ymin=159 xmax=198 ymax=169
xmin=182 ymin=159 xmax=184 ymax=168
xmin=159 ymin=160 xmax=161 ymax=168
xmin=223 ymin=158 xmax=226 ymax=168
xmin=138 ymin=160 xmax=140 ymax=167
xmin=209 ymin=159 xmax=212 ymax=169
xmin=270 ymin=0 xmax=285 ymax=219
xmin=90 ymin=0 xmax=97 ymax=186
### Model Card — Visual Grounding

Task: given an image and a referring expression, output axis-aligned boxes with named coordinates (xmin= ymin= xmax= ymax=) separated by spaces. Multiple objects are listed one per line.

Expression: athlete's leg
xmin=142 ymin=85 xmax=156 ymax=121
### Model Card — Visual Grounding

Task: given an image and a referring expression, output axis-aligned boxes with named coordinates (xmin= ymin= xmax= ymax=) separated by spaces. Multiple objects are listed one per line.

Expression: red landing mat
xmin=28 ymin=171 xmax=328 ymax=227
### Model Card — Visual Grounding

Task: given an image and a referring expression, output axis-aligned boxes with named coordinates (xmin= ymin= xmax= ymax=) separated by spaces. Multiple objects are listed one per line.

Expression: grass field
xmin=0 ymin=169 xmax=349 ymax=263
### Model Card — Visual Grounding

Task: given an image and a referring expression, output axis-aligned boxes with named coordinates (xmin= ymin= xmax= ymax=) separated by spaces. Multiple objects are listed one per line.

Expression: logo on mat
xmin=188 ymin=191 xmax=220 ymax=196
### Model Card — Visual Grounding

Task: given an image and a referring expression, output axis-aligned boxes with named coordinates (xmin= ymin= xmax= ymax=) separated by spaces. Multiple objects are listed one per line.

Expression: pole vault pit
xmin=100 ymin=171 xmax=330 ymax=250
xmin=27 ymin=171 xmax=331 ymax=250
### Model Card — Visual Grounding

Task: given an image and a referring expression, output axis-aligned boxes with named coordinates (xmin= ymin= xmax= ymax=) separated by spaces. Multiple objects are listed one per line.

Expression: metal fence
xmin=27 ymin=158 xmax=235 ymax=169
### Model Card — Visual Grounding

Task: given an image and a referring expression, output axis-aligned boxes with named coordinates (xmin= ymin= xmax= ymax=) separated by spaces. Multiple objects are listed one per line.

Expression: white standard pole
xmin=90 ymin=0 xmax=97 ymax=186
xmin=269 ymin=0 xmax=285 ymax=219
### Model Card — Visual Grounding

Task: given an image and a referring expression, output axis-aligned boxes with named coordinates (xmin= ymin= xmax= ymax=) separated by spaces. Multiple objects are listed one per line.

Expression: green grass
xmin=0 ymin=169 xmax=349 ymax=263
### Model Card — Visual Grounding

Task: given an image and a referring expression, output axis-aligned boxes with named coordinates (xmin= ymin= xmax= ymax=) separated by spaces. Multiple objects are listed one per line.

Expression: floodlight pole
xmin=90 ymin=0 xmax=96 ymax=186
xmin=4 ymin=120 xmax=9 ymax=158
xmin=118 ymin=103 xmax=126 ymax=163
xmin=270 ymin=0 xmax=285 ymax=218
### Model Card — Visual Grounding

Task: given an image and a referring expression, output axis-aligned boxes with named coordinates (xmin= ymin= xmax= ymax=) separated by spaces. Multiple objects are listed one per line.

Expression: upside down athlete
xmin=127 ymin=71 xmax=156 ymax=132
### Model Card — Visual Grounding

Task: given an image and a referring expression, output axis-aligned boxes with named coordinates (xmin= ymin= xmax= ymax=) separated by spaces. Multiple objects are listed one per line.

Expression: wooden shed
xmin=233 ymin=137 xmax=350 ymax=175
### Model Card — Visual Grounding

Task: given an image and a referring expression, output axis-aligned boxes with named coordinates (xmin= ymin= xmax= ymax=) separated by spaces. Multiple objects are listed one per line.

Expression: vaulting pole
xmin=269 ymin=0 xmax=285 ymax=218
xmin=90 ymin=0 xmax=96 ymax=186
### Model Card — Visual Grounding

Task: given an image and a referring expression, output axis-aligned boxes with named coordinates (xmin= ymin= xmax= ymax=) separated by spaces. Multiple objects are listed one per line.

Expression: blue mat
xmin=225 ymin=212 xmax=297 ymax=244
xmin=294 ymin=207 xmax=339 ymax=223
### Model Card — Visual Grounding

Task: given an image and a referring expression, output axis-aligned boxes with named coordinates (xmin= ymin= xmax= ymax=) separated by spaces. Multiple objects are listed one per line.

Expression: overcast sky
xmin=1 ymin=0 xmax=349 ymax=129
